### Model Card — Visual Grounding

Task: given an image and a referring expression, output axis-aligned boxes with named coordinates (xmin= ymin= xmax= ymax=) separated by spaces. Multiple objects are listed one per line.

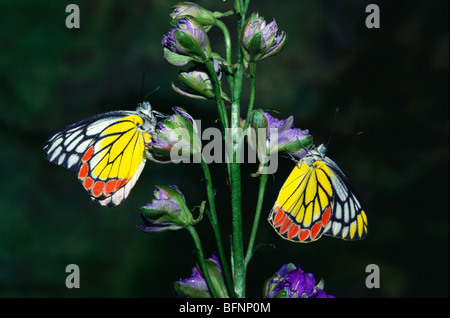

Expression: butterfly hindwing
xmin=322 ymin=156 xmax=368 ymax=240
xmin=269 ymin=144 xmax=368 ymax=243
xmin=43 ymin=104 xmax=156 ymax=206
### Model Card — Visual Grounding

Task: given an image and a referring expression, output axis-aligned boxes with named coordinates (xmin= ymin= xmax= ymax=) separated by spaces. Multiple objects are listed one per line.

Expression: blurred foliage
xmin=0 ymin=0 xmax=448 ymax=297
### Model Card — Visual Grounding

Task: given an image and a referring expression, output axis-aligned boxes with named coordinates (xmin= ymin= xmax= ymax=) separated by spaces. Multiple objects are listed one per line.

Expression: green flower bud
xmin=163 ymin=17 xmax=211 ymax=66
xmin=241 ymin=13 xmax=287 ymax=63
xmin=148 ymin=107 xmax=202 ymax=163
xmin=171 ymin=2 xmax=217 ymax=26
xmin=171 ymin=60 xmax=230 ymax=102
xmin=139 ymin=185 xmax=193 ymax=233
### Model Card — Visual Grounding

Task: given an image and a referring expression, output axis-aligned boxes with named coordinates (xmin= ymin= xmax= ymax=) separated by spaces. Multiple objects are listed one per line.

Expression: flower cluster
xmin=133 ymin=0 xmax=361 ymax=300
xmin=264 ymin=263 xmax=335 ymax=298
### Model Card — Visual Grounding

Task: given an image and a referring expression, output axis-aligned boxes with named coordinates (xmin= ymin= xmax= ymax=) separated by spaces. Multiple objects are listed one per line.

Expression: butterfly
xmin=268 ymin=143 xmax=368 ymax=242
xmin=42 ymin=101 xmax=158 ymax=206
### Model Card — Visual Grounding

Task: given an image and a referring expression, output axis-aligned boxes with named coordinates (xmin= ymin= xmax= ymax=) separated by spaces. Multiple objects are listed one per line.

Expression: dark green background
xmin=1 ymin=0 xmax=448 ymax=297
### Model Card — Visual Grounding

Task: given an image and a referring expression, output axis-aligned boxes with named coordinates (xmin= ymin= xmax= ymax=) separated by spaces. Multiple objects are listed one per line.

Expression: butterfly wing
xmin=269 ymin=157 xmax=334 ymax=242
xmin=269 ymin=155 xmax=368 ymax=242
xmin=321 ymin=156 xmax=368 ymax=241
xmin=43 ymin=111 xmax=152 ymax=206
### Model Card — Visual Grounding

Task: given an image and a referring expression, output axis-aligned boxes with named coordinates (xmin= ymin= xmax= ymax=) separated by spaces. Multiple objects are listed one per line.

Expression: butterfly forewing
xmin=43 ymin=109 xmax=154 ymax=206
xmin=269 ymin=159 xmax=334 ymax=242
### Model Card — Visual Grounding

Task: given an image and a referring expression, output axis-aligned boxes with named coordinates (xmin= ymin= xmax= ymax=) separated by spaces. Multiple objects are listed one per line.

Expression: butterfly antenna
xmin=143 ymin=86 xmax=160 ymax=101
xmin=326 ymin=107 xmax=339 ymax=148
xmin=280 ymin=152 xmax=298 ymax=163
xmin=141 ymin=72 xmax=146 ymax=101
xmin=343 ymin=131 xmax=364 ymax=142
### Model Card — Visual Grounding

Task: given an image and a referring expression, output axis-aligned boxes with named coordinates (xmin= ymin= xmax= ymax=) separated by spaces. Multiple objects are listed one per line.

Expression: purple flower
xmin=163 ymin=17 xmax=211 ymax=66
xmin=248 ymin=109 xmax=313 ymax=159
xmin=241 ymin=13 xmax=287 ymax=62
xmin=139 ymin=185 xmax=193 ymax=233
xmin=264 ymin=263 xmax=335 ymax=298
xmin=174 ymin=254 xmax=229 ymax=298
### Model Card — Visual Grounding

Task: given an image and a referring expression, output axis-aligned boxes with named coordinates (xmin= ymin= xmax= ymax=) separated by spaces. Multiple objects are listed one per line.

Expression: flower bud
xmin=264 ymin=263 xmax=335 ymax=298
xmin=174 ymin=254 xmax=229 ymax=298
xmin=241 ymin=13 xmax=287 ymax=63
xmin=163 ymin=17 xmax=211 ymax=66
xmin=171 ymin=60 xmax=230 ymax=101
xmin=170 ymin=2 xmax=217 ymax=27
xmin=139 ymin=185 xmax=193 ymax=233
xmin=147 ymin=107 xmax=202 ymax=163
xmin=172 ymin=71 xmax=214 ymax=100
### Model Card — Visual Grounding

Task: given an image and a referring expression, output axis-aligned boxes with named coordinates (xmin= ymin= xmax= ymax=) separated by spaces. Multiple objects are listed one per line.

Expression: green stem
xmin=214 ymin=19 xmax=234 ymax=91
xmin=234 ymin=0 xmax=242 ymax=15
xmin=205 ymin=59 xmax=229 ymax=130
xmin=200 ymin=156 xmax=235 ymax=297
xmin=204 ymin=57 xmax=231 ymax=180
xmin=244 ymin=172 xmax=268 ymax=267
xmin=230 ymin=0 xmax=247 ymax=298
xmin=186 ymin=225 xmax=219 ymax=298
xmin=243 ymin=62 xmax=256 ymax=131
xmin=230 ymin=161 xmax=243 ymax=297
xmin=243 ymin=0 xmax=250 ymax=15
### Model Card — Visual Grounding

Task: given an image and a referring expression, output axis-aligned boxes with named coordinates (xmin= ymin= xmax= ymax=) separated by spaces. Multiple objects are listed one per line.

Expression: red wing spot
xmin=299 ymin=229 xmax=310 ymax=242
xmin=82 ymin=146 xmax=94 ymax=162
xmin=311 ymin=221 xmax=322 ymax=240
xmin=273 ymin=208 xmax=285 ymax=225
xmin=78 ymin=163 xmax=89 ymax=179
xmin=322 ymin=207 xmax=331 ymax=227
xmin=274 ymin=211 xmax=287 ymax=227
xmin=279 ymin=218 xmax=292 ymax=234
xmin=117 ymin=178 xmax=128 ymax=188
xmin=83 ymin=177 xmax=94 ymax=190
xmin=287 ymin=224 xmax=300 ymax=239
xmin=92 ymin=181 xmax=105 ymax=197
xmin=104 ymin=180 xmax=118 ymax=196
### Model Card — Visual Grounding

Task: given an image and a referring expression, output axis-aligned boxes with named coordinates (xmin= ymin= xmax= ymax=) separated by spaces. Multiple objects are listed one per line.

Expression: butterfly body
xmin=269 ymin=144 xmax=368 ymax=242
xmin=43 ymin=102 xmax=157 ymax=206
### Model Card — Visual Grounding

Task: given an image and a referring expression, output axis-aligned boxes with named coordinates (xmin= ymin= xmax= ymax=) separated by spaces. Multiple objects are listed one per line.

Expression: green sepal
xmin=163 ymin=48 xmax=195 ymax=66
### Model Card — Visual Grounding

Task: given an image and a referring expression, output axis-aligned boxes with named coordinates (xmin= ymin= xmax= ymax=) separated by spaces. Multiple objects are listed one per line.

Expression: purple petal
xmin=277 ymin=127 xmax=308 ymax=146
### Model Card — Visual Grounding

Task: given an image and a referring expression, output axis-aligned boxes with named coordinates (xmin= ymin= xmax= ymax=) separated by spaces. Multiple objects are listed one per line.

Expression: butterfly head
xmin=315 ymin=144 xmax=328 ymax=157
xmin=301 ymin=143 xmax=328 ymax=167
xmin=136 ymin=101 xmax=157 ymax=131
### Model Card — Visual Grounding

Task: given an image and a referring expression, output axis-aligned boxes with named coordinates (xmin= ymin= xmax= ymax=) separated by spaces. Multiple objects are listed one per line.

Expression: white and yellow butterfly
xmin=42 ymin=102 xmax=158 ymax=206
xmin=269 ymin=144 xmax=368 ymax=242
